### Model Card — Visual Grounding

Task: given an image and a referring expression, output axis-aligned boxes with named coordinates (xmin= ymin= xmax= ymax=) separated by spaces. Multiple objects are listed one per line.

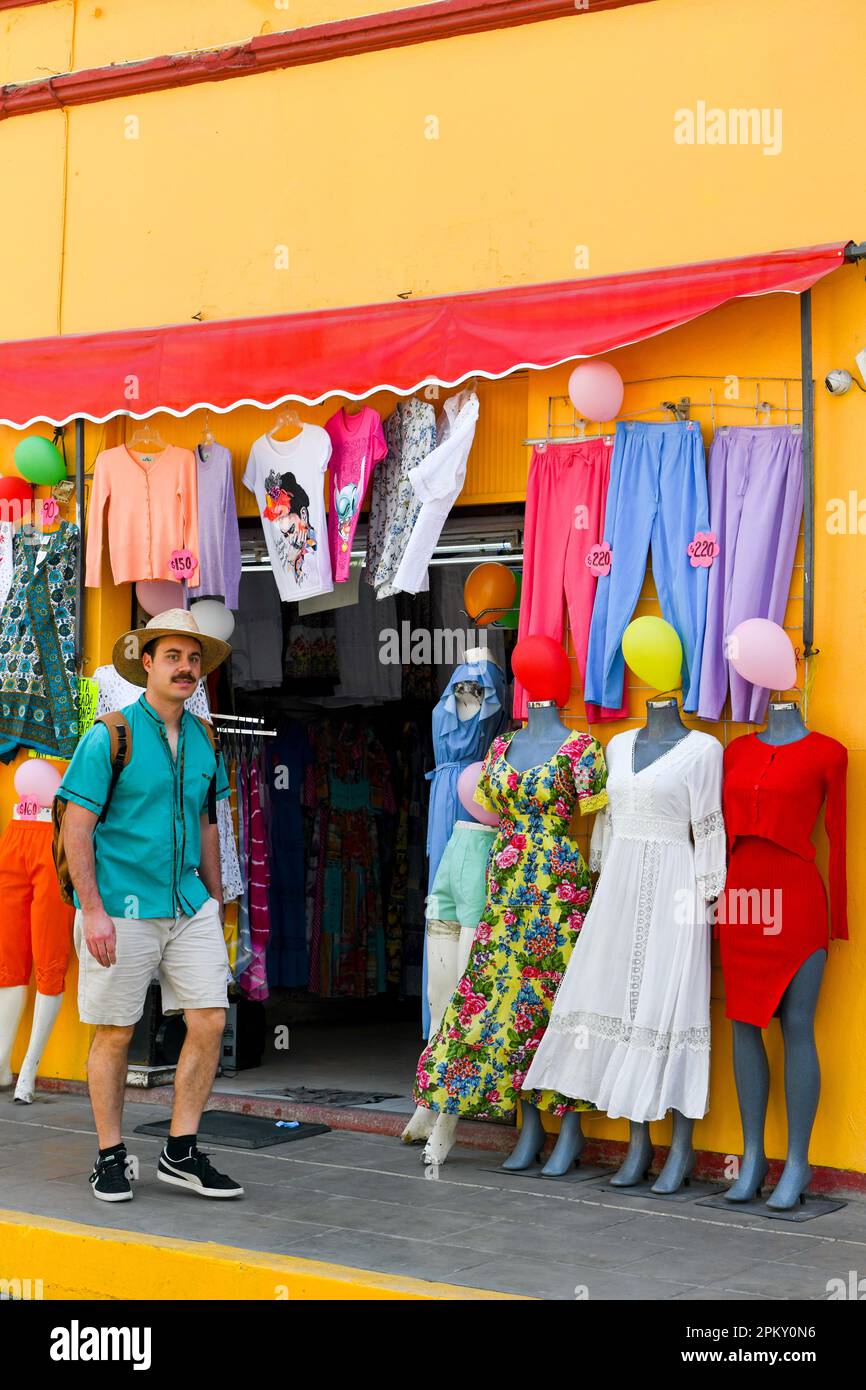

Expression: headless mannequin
xmin=0 ymin=989 xmax=64 ymax=1102
xmin=607 ymin=696 xmax=697 ymax=1193
xmin=500 ymin=700 xmax=587 ymax=1172
xmin=403 ymin=647 xmax=500 ymax=1153
xmin=725 ymin=699 xmax=824 ymax=1210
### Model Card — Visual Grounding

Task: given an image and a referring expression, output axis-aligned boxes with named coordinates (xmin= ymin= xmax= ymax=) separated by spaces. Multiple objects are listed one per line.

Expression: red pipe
xmin=0 ymin=0 xmax=658 ymax=120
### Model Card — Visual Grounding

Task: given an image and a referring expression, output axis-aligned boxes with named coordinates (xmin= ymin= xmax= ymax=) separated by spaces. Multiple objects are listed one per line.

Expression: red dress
xmin=719 ymin=732 xmax=847 ymax=1027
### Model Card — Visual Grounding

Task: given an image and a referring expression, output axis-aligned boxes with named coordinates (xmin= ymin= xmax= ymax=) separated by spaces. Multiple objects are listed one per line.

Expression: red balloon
xmin=0 ymin=475 xmax=33 ymax=524
xmin=512 ymin=635 xmax=571 ymax=707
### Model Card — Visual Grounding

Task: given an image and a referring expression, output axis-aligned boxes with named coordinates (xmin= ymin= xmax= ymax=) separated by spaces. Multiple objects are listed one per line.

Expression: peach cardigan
xmin=85 ymin=445 xmax=200 ymax=587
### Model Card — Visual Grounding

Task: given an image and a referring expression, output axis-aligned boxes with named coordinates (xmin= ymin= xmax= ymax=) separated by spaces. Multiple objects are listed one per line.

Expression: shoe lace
xmin=90 ymin=1149 xmax=128 ymax=1184
xmin=190 ymin=1147 xmax=221 ymax=1179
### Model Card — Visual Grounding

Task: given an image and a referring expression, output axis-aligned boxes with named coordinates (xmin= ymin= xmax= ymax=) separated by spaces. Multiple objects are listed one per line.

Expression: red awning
xmin=0 ymin=242 xmax=848 ymax=428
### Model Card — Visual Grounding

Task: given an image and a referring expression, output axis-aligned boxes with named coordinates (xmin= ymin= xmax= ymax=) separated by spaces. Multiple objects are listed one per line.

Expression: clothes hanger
xmin=269 ymin=405 xmax=303 ymax=442
xmin=198 ymin=410 xmax=215 ymax=459
xmin=127 ymin=420 xmax=168 ymax=454
xmin=343 ymin=397 xmax=365 ymax=418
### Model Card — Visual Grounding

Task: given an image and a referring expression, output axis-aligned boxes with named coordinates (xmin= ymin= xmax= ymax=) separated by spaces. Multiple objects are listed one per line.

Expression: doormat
xmin=133 ymin=1110 xmax=331 ymax=1150
xmin=695 ymin=1192 xmax=847 ymax=1222
xmin=257 ymin=1086 xmax=402 ymax=1108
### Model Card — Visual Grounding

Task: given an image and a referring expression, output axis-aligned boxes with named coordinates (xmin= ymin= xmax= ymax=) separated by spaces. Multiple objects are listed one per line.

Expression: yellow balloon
xmin=622 ymin=616 xmax=683 ymax=692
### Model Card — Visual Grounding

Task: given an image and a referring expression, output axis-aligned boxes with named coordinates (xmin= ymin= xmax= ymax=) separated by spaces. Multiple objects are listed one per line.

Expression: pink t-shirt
xmin=326 ymin=406 xmax=387 ymax=583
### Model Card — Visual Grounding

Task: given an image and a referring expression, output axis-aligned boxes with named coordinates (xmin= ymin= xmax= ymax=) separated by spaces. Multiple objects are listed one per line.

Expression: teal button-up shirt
xmin=57 ymin=694 xmax=230 ymax=919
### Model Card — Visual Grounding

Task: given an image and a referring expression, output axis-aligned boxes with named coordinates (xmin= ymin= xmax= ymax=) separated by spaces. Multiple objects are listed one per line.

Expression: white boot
xmin=0 ymin=986 xmax=28 ymax=1088
xmin=401 ymin=1105 xmax=437 ymax=1144
xmin=422 ymin=1113 xmax=460 ymax=1166
xmin=13 ymin=992 xmax=63 ymax=1103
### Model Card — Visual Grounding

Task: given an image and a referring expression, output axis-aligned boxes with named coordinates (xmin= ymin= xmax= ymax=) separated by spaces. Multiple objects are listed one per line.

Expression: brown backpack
xmin=51 ymin=711 xmax=220 ymax=906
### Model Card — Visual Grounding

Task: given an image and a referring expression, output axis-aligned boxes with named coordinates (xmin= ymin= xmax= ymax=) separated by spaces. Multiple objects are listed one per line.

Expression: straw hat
xmin=112 ymin=608 xmax=231 ymax=687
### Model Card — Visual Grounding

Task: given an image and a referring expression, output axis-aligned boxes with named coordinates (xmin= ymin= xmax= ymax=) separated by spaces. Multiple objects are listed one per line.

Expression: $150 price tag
xmin=169 ymin=548 xmax=197 ymax=577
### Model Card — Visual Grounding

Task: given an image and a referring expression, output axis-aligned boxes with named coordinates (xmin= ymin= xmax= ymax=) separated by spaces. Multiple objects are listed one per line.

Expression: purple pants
xmin=698 ymin=426 xmax=803 ymax=724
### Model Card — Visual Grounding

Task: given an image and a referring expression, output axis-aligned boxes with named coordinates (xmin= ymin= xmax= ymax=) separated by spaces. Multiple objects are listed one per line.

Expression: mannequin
xmin=411 ymin=634 xmax=607 ymax=1166
xmin=500 ymin=696 xmax=588 ymax=1173
xmin=0 ymin=806 xmax=73 ymax=1102
xmin=609 ymin=695 xmax=696 ymax=1192
xmin=402 ymin=644 xmax=506 ymax=1144
xmin=723 ymin=700 xmax=835 ymax=1210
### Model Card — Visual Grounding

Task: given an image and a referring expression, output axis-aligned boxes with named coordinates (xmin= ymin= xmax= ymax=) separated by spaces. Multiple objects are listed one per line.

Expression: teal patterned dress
xmin=0 ymin=522 xmax=79 ymax=757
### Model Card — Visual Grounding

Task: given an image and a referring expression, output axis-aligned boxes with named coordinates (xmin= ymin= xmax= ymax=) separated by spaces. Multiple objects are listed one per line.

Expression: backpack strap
xmin=191 ymin=715 xmax=222 ymax=825
xmin=94 ymin=712 xmax=133 ymax=825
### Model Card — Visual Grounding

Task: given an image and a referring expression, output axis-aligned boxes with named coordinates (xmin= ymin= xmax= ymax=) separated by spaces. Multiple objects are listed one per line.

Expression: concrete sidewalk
xmin=1 ymin=1091 xmax=864 ymax=1300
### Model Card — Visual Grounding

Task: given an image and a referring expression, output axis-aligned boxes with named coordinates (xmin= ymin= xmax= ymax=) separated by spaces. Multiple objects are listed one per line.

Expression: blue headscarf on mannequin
xmin=421 ymin=658 xmax=508 ymax=1035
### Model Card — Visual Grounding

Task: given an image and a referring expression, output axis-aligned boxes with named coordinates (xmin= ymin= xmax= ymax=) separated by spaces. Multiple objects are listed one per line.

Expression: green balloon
xmin=14 ymin=435 xmax=66 ymax=485
xmin=494 ymin=568 xmax=522 ymax=629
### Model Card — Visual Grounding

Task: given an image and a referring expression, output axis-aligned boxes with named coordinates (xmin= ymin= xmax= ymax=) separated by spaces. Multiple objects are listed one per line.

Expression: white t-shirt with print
xmin=243 ymin=427 xmax=334 ymax=602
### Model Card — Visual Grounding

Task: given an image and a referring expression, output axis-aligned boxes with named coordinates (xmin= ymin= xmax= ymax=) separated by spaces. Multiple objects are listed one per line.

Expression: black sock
xmin=166 ymin=1133 xmax=197 ymax=1160
xmin=99 ymin=1142 xmax=126 ymax=1160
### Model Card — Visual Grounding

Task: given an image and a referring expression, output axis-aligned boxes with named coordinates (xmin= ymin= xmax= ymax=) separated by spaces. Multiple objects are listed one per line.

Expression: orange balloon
xmin=463 ymin=563 xmax=517 ymax=626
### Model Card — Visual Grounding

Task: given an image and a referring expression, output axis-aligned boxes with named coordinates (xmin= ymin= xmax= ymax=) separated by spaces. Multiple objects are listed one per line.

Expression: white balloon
xmin=190 ymin=599 xmax=235 ymax=642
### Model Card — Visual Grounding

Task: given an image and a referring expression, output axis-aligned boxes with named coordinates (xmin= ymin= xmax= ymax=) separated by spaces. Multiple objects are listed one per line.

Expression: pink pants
xmin=514 ymin=440 xmax=628 ymax=723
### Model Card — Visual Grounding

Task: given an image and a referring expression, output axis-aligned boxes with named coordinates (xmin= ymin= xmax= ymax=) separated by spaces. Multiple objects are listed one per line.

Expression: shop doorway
xmin=209 ymin=506 xmax=520 ymax=1118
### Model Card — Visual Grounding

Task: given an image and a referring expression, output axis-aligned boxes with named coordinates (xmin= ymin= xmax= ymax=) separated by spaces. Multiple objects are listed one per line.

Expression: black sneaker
xmin=157 ymin=1145 xmax=244 ymax=1198
xmin=89 ymin=1147 xmax=134 ymax=1203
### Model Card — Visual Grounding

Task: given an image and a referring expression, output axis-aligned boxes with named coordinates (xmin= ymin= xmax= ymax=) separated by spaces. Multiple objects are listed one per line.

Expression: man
xmin=57 ymin=608 xmax=243 ymax=1202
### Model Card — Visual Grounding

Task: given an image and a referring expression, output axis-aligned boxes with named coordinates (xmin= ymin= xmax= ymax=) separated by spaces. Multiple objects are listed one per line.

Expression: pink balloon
xmin=728 ymin=619 xmax=797 ymax=692
xmin=14 ymin=758 xmax=62 ymax=807
xmin=457 ymin=761 xmax=498 ymax=827
xmin=136 ymin=579 xmax=184 ymax=617
xmin=568 ymin=361 xmax=625 ymax=422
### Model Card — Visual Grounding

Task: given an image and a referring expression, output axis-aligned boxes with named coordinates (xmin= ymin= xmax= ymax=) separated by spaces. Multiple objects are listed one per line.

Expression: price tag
xmin=585 ymin=541 xmax=612 ymax=577
xmin=40 ymin=498 xmax=60 ymax=524
xmin=169 ymin=548 xmax=197 ymax=578
xmin=15 ymin=799 xmax=41 ymax=820
xmin=77 ymin=676 xmax=99 ymax=739
xmin=687 ymin=531 xmax=719 ymax=568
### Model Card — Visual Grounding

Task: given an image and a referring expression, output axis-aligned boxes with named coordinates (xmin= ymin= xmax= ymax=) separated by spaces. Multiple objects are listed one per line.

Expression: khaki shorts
xmin=74 ymin=897 xmax=231 ymax=1027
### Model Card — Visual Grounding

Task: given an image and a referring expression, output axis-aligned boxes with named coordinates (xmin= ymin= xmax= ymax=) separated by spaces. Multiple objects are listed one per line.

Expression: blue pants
xmin=585 ymin=421 xmax=709 ymax=712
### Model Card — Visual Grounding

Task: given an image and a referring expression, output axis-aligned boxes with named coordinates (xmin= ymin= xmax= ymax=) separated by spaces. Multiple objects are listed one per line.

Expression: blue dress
xmin=266 ymin=721 xmax=314 ymax=988
xmin=422 ymin=660 xmax=508 ymax=1034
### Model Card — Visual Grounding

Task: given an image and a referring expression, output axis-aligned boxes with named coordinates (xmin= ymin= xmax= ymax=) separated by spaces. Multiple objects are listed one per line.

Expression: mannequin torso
xmin=632 ymin=696 xmax=689 ymax=773
xmin=755 ymin=700 xmax=809 ymax=746
xmin=506 ymin=700 xmax=573 ymax=772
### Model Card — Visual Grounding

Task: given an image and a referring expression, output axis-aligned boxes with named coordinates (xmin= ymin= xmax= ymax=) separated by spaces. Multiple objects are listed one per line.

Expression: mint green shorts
xmin=427 ymin=821 xmax=496 ymax=930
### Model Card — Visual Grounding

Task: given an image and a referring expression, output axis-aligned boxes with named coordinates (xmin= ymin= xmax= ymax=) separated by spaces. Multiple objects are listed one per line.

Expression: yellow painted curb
xmin=0 ymin=1208 xmax=527 ymax=1301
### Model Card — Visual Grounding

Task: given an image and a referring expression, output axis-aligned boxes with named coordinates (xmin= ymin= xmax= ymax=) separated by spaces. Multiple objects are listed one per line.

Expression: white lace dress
xmin=523 ymin=728 xmax=725 ymax=1122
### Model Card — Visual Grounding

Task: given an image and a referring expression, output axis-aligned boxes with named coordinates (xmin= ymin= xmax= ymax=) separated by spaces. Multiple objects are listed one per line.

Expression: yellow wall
xmin=1 ymin=0 xmax=866 ymax=338
xmin=1 ymin=0 xmax=865 ymax=1174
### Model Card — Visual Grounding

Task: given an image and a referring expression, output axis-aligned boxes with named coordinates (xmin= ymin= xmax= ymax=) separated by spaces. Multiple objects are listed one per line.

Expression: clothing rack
xmin=211 ymin=713 xmax=277 ymax=737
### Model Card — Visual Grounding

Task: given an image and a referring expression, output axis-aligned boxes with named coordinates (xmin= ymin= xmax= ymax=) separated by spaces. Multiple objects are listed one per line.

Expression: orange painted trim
xmin=0 ymin=0 xmax=659 ymax=119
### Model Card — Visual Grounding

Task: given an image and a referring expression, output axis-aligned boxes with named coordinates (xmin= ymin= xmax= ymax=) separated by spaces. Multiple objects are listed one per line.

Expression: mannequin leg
xmin=767 ymin=949 xmax=826 ymax=1210
xmin=501 ymin=1100 xmax=546 ymax=1170
xmin=13 ymin=992 xmax=64 ymax=1103
xmin=651 ymin=1110 xmax=695 ymax=1193
xmin=725 ymin=1021 xmax=770 ymax=1201
xmin=402 ymin=919 xmax=460 ymax=1144
xmin=418 ymin=929 xmax=478 ymax=1165
xmin=610 ymin=1121 xmax=654 ymax=1186
xmin=540 ymin=1111 xmax=586 ymax=1176
xmin=0 ymin=986 xmax=28 ymax=1087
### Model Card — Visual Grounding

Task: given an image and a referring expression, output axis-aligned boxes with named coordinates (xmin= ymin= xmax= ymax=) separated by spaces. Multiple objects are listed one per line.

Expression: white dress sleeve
xmin=589 ymin=803 xmax=611 ymax=874
xmin=688 ymin=737 xmax=726 ymax=902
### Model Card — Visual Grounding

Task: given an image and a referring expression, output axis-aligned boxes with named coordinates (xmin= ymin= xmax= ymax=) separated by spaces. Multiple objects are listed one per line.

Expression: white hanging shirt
xmin=243 ymin=426 xmax=333 ymax=602
xmin=0 ymin=522 xmax=14 ymax=614
xmin=390 ymin=390 xmax=480 ymax=596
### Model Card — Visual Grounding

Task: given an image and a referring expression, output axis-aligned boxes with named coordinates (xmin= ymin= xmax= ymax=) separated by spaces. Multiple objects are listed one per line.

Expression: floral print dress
xmin=414 ymin=729 xmax=608 ymax=1120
